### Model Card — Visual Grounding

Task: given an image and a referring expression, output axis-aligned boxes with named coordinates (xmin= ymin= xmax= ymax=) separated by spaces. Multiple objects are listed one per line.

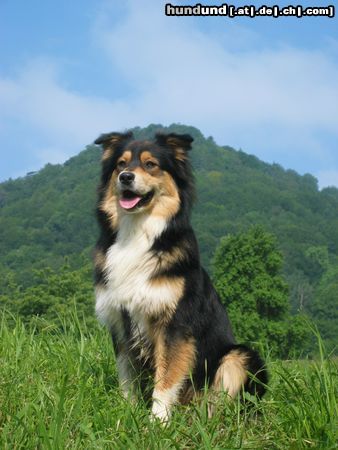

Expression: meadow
xmin=0 ymin=311 xmax=337 ymax=450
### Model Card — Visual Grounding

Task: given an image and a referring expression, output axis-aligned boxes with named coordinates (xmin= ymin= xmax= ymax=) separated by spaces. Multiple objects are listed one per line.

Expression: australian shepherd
xmin=94 ymin=131 xmax=267 ymax=422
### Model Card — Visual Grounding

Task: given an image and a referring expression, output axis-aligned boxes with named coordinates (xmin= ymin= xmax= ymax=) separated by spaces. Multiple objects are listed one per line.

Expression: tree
xmin=213 ymin=226 xmax=310 ymax=358
xmin=309 ymin=262 xmax=338 ymax=353
xmin=0 ymin=264 xmax=96 ymax=331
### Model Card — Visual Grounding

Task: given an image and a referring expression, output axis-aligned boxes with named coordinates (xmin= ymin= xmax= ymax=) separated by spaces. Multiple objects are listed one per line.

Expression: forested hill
xmin=1 ymin=123 xmax=338 ymax=347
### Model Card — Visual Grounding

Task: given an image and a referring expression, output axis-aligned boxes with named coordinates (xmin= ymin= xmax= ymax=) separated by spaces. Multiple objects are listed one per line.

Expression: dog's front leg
xmin=151 ymin=336 xmax=195 ymax=423
xmin=116 ymin=350 xmax=138 ymax=400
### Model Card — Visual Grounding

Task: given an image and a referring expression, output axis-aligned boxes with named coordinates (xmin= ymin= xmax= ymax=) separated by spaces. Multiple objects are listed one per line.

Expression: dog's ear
xmin=95 ymin=131 xmax=133 ymax=160
xmin=155 ymin=133 xmax=193 ymax=161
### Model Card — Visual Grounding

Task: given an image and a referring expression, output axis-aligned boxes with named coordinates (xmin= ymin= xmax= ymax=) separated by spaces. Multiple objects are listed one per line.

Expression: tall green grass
xmin=0 ymin=311 xmax=337 ymax=449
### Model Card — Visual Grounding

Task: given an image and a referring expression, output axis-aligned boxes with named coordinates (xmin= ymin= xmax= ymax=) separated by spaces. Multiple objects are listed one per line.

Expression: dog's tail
xmin=212 ymin=344 xmax=268 ymax=400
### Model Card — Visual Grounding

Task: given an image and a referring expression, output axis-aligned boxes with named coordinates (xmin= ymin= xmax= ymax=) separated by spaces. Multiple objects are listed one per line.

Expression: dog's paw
xmin=150 ymin=401 xmax=170 ymax=425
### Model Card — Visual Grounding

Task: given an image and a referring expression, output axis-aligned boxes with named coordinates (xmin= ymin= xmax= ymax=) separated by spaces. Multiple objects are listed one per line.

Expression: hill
xmin=0 ymin=123 xmax=337 ymax=349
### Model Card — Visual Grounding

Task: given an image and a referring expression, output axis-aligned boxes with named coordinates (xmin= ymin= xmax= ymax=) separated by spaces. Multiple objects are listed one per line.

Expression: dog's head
xmin=95 ymin=131 xmax=194 ymax=224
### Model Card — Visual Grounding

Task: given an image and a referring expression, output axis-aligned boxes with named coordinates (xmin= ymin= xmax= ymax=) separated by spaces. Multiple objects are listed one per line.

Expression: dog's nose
xmin=119 ymin=171 xmax=135 ymax=185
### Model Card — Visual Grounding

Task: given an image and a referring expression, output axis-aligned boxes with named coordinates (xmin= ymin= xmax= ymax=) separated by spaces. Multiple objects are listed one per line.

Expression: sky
xmin=1 ymin=0 xmax=338 ymax=188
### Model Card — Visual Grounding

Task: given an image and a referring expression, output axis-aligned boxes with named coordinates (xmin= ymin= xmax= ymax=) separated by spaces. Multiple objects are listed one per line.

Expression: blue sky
xmin=1 ymin=0 xmax=338 ymax=187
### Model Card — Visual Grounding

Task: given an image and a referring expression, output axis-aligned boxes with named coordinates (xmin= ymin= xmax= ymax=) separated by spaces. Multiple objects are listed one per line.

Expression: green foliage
xmin=304 ymin=246 xmax=329 ymax=282
xmin=0 ymin=312 xmax=337 ymax=449
xmin=0 ymin=123 xmax=338 ymax=351
xmin=213 ymin=227 xmax=288 ymax=317
xmin=309 ymin=262 xmax=338 ymax=353
xmin=0 ymin=264 xmax=96 ymax=330
xmin=213 ymin=227 xmax=310 ymax=357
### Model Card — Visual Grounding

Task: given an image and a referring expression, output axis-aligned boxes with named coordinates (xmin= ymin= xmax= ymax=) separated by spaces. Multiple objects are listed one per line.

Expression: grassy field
xmin=0 ymin=312 xmax=337 ymax=450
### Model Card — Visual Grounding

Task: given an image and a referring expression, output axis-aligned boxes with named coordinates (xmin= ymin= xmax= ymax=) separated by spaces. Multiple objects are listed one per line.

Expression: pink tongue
xmin=119 ymin=196 xmax=142 ymax=209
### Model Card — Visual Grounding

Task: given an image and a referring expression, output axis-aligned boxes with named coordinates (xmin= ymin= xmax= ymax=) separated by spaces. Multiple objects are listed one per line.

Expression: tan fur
xmin=102 ymin=139 xmax=132 ymax=162
xmin=102 ymin=147 xmax=114 ymax=161
xmin=149 ymin=276 xmax=184 ymax=307
xmin=154 ymin=337 xmax=196 ymax=390
xmin=117 ymin=150 xmax=132 ymax=167
xmin=205 ymin=350 xmax=249 ymax=418
xmin=132 ymin=166 xmax=157 ymax=179
xmin=165 ymin=137 xmax=188 ymax=162
xmin=153 ymin=331 xmax=167 ymax=384
xmin=151 ymin=172 xmax=180 ymax=219
xmin=140 ymin=151 xmax=160 ymax=167
xmin=154 ymin=245 xmax=187 ymax=274
xmin=100 ymin=172 xmax=119 ymax=228
xmin=174 ymin=148 xmax=188 ymax=162
xmin=212 ymin=350 xmax=248 ymax=398
xmin=151 ymin=337 xmax=196 ymax=421
xmin=94 ymin=248 xmax=107 ymax=272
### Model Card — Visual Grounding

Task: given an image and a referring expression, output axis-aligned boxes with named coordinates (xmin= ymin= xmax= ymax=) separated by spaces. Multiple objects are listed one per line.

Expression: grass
xmin=0 ymin=311 xmax=337 ymax=449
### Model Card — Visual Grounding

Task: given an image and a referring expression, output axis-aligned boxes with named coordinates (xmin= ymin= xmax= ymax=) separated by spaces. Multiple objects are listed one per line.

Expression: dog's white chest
xmin=96 ymin=215 xmax=179 ymax=324
xmin=106 ymin=227 xmax=155 ymax=310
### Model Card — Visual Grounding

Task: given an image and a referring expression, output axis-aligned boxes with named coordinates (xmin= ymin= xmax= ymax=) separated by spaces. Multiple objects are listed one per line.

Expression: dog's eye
xmin=145 ymin=161 xmax=156 ymax=169
xmin=117 ymin=160 xmax=127 ymax=170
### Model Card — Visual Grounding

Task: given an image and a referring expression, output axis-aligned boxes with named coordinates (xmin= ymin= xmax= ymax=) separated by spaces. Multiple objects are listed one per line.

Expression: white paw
xmin=151 ymin=401 xmax=170 ymax=424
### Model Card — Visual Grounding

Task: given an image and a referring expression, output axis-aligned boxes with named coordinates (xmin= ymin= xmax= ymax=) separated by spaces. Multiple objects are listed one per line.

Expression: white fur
xmin=95 ymin=213 xmax=180 ymax=328
xmin=151 ymin=384 xmax=182 ymax=422
xmin=95 ymin=212 xmax=185 ymax=415
xmin=95 ymin=285 xmax=123 ymax=330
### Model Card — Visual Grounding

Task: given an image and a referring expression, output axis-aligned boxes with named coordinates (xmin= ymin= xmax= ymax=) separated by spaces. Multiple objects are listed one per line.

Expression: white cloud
xmin=1 ymin=0 xmax=338 ymax=186
xmin=93 ymin=0 xmax=338 ymax=176
xmin=0 ymin=59 xmax=139 ymax=167
xmin=1 ymin=60 xmax=131 ymax=140
xmin=95 ymin=0 xmax=338 ymax=127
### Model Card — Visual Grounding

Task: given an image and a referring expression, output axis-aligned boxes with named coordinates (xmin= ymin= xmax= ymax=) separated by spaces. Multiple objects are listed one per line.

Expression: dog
xmin=94 ymin=131 xmax=267 ymax=422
